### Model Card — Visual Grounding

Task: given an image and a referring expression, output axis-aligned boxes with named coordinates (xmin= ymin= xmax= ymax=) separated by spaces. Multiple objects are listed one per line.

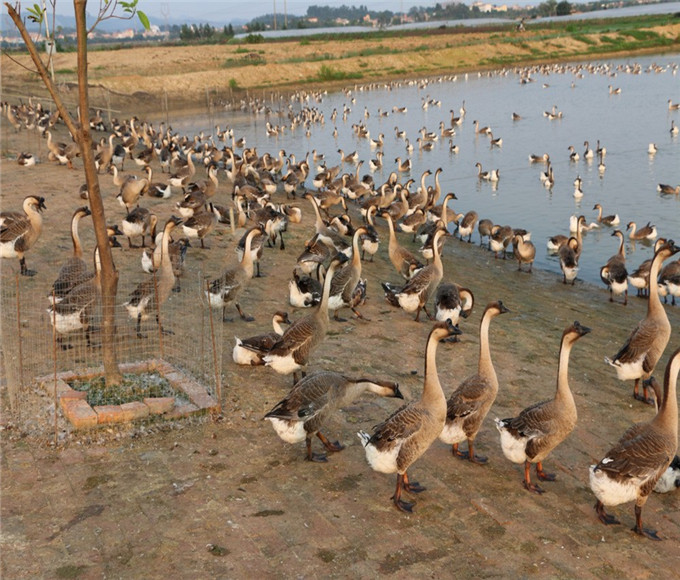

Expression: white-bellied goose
xmin=49 ymin=206 xmax=92 ymax=302
xmin=379 ymin=211 xmax=424 ymax=280
xmin=266 ymin=370 xmax=402 ymax=462
xmin=593 ymin=203 xmax=620 ymax=226
xmin=627 ymin=221 xmax=658 ymax=242
xmin=559 ymin=237 xmax=581 ymax=285
xmin=124 ymin=216 xmax=182 ymax=338
xmin=328 ymin=226 xmax=372 ymax=321
xmin=590 ymin=348 xmax=679 ymax=540
xmin=382 ymin=227 xmax=447 ymax=321
xmin=45 ymin=130 xmax=79 ymax=169
xmin=434 ymin=282 xmax=474 ymax=331
xmin=47 ymin=246 xmax=102 ymax=349
xmin=605 ymin=240 xmax=679 ymax=403
xmin=264 ymin=254 xmax=346 ymax=384
xmin=600 ymin=230 xmax=628 ymax=305
xmin=657 ymin=183 xmax=679 ymax=195
xmin=512 ymin=234 xmax=536 ymax=272
xmin=628 ymin=238 xmax=667 ymax=297
xmin=489 ymin=225 xmax=513 ymax=259
xmin=205 ymin=227 xmax=262 ymax=322
xmin=121 ymin=208 xmax=157 ymax=249
xmin=358 ymin=319 xmax=462 ymax=512
xmin=457 ymin=210 xmax=478 ymax=243
xmin=496 ymin=321 xmax=591 ymax=493
xmin=17 ymin=152 xmax=36 ymax=167
xmin=478 ymin=218 xmax=494 ymax=247
xmin=289 ymin=269 xmax=322 ymax=308
xmin=116 ymin=166 xmax=150 ymax=214
xmin=181 ymin=203 xmax=218 ymax=249
xmin=653 ymin=455 xmax=680 ymax=494
xmin=0 ymin=195 xmax=46 ymax=276
xmin=441 ymin=301 xmax=509 ymax=462
xmin=659 ymin=257 xmax=680 ymax=305
xmin=233 ymin=311 xmax=291 ymax=366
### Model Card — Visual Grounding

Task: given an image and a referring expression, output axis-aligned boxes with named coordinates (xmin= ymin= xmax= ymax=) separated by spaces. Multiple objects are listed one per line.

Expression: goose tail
xmin=357 ymin=431 xmax=371 ymax=447
xmin=381 ymin=282 xmax=401 ymax=307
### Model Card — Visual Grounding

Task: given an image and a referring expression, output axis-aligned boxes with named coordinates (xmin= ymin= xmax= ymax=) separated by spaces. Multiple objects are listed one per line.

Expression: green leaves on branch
xmin=26 ymin=3 xmax=45 ymax=24
xmin=120 ymin=0 xmax=150 ymax=30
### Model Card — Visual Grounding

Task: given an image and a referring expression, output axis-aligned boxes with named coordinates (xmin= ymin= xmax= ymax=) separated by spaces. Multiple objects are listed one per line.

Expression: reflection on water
xmin=162 ymin=53 xmax=679 ymax=288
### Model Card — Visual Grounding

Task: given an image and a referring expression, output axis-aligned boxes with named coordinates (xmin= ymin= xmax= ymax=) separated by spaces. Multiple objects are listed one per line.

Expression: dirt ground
xmin=2 ymin=107 xmax=680 ymax=578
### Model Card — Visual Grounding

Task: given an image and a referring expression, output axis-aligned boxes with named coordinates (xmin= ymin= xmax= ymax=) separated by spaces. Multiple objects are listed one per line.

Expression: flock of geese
xmin=2 ymin=61 xmax=679 ymax=537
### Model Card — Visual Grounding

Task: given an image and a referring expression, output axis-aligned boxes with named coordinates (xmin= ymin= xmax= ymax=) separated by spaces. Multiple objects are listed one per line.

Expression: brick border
xmin=35 ymin=359 xmax=219 ymax=430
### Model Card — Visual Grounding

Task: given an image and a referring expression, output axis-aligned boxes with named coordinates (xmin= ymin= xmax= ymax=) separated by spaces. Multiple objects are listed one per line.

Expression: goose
xmin=473 ymin=120 xmax=492 ymax=135
xmin=49 ymin=206 xmax=92 ymax=302
xmin=628 ymin=238 xmax=667 ymax=297
xmin=489 ymin=225 xmax=513 ymax=259
xmin=654 ymin=455 xmax=680 ymax=494
xmin=17 ymin=152 xmax=36 ymax=167
xmin=434 ymin=282 xmax=474 ymax=330
xmin=583 ymin=140 xmax=594 ymax=160
xmin=416 ymin=137 xmax=435 ymax=152
xmin=289 ymin=268 xmax=322 ymax=308
xmin=296 ymin=233 xmax=332 ymax=278
xmin=379 ymin=211 xmax=425 ymax=280
xmin=120 ymin=208 xmax=157 ymax=249
xmin=264 ymin=254 xmax=346 ymax=385
xmin=605 ymin=240 xmax=679 ymax=403
xmin=45 ymin=130 xmax=79 ymax=168
xmin=181 ymin=203 xmax=218 ymax=249
xmin=567 ymin=145 xmax=579 ymax=162
xmin=0 ymin=195 xmax=46 ymax=276
xmin=381 ymin=227 xmax=447 ymax=321
xmin=328 ymin=226 xmax=373 ymax=321
xmin=590 ymin=348 xmax=679 ymax=540
xmin=175 ymin=190 xmax=207 ymax=219
xmin=168 ymin=149 xmax=196 ymax=188
xmin=648 ymin=143 xmax=658 ymax=155
xmin=205 ymin=227 xmax=263 ymax=322
xmin=627 ymin=221 xmax=658 ymax=242
xmin=395 ymin=157 xmax=411 ymax=172
xmin=448 ymin=139 xmax=459 ymax=154
xmin=668 ymin=99 xmax=680 ymax=111
xmin=439 ymin=121 xmax=456 ymax=138
xmin=124 ymin=216 xmax=182 ymax=338
xmin=265 ymin=370 xmax=403 ymax=462
xmin=116 ymin=166 xmax=150 ymax=214
xmin=477 ymin=218 xmax=494 ymax=247
xmin=659 ymin=258 xmax=680 ymax=305
xmin=671 ymin=120 xmax=679 ymax=136
xmin=360 ymin=206 xmax=381 ymax=261
xmin=457 ymin=210 xmax=478 ymax=243
xmin=608 ymin=84 xmax=621 ymax=95
xmin=399 ymin=208 xmax=427 ymax=240
xmin=441 ymin=301 xmax=509 ymax=462
xmin=528 ymin=153 xmax=550 ymax=164
xmin=496 ymin=321 xmax=591 ymax=493
xmin=600 ymin=230 xmax=628 ymax=305
xmin=358 ymin=319 xmax=462 ymax=512
xmin=512 ymin=112 xmax=521 ymax=121
xmin=338 ymin=148 xmax=359 ymax=164
xmin=657 ymin=183 xmax=679 ymax=195
xmin=593 ymin=203 xmax=619 ymax=226
xmin=488 ymin=132 xmax=502 ymax=147
xmin=558 ymin=237 xmax=581 ymax=285
xmin=475 ymin=162 xmax=490 ymax=181
xmin=233 ymin=311 xmax=291 ymax=366
xmin=47 ymin=246 xmax=102 ymax=350
xmin=512 ymin=234 xmax=536 ymax=272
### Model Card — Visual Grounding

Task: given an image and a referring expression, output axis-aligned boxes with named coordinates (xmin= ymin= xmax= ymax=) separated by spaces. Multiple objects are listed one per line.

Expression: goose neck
xmin=555 ymin=337 xmax=575 ymax=408
xmin=478 ymin=312 xmax=495 ymax=379
xmin=422 ymin=331 xmax=445 ymax=406
xmin=655 ymin=350 xmax=679 ymax=433
xmin=71 ymin=212 xmax=84 ymax=258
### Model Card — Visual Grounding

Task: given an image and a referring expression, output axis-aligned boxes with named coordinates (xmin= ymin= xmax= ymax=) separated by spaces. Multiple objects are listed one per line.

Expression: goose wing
xmin=446 ymin=376 xmax=489 ymax=420
xmin=502 ymin=399 xmax=555 ymax=452
xmin=366 ymin=403 xmax=424 ymax=451
xmin=612 ymin=319 xmax=659 ymax=368
xmin=267 ymin=316 xmax=317 ymax=360
xmin=0 ymin=211 xmax=29 ymax=243
xmin=399 ymin=264 xmax=434 ymax=295
xmin=265 ymin=371 xmax=337 ymax=421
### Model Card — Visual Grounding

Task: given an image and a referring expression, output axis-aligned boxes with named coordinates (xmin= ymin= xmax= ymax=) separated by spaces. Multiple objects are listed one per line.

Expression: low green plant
xmin=70 ymin=372 xmax=186 ymax=407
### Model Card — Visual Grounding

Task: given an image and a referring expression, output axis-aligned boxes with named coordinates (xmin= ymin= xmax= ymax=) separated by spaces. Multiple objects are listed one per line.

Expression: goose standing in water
xmin=600 ymin=230 xmax=628 ymax=305
xmin=358 ymin=320 xmax=462 ymax=512
xmin=264 ymin=255 xmax=346 ymax=385
xmin=496 ymin=321 xmax=591 ymax=493
xmin=605 ymin=240 xmax=679 ymax=403
xmin=440 ymin=301 xmax=509 ymax=463
xmin=512 ymin=234 xmax=536 ymax=272
xmin=381 ymin=227 xmax=447 ymax=321
xmin=590 ymin=348 xmax=679 ymax=540
xmin=265 ymin=371 xmax=403 ymax=462
xmin=0 ymin=195 xmax=46 ymax=276
xmin=233 ymin=311 xmax=291 ymax=366
xmin=124 ymin=216 xmax=182 ymax=338
xmin=49 ymin=206 xmax=92 ymax=302
xmin=205 ymin=227 xmax=263 ymax=322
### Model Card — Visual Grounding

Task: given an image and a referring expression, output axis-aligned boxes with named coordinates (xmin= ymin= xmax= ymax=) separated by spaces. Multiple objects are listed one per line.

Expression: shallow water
xmin=164 ymin=52 xmax=680 ymax=287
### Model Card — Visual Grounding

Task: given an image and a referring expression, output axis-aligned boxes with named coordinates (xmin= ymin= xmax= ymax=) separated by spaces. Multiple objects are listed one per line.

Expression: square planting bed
xmin=36 ymin=359 xmax=219 ymax=429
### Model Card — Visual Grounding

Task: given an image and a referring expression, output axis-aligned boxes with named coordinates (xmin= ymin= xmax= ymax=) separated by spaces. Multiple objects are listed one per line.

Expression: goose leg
xmin=632 ymin=378 xmax=655 ymax=404
xmin=402 ymin=471 xmax=426 ymax=493
xmin=317 ymin=431 xmax=344 ymax=453
xmin=157 ymin=315 xmax=174 ymax=335
xmin=136 ymin=313 xmax=146 ymax=339
xmin=235 ymin=304 xmax=255 ymax=322
xmin=19 ymin=257 xmax=36 ymax=277
xmin=305 ymin=437 xmax=328 ymax=462
xmin=333 ymin=310 xmax=348 ymax=323
xmin=391 ymin=473 xmax=415 ymax=512
xmin=594 ymin=500 xmax=620 ymax=525
xmin=522 ymin=461 xmax=545 ymax=494
xmin=536 ymin=461 xmax=556 ymax=481
xmin=633 ymin=504 xmax=661 ymax=540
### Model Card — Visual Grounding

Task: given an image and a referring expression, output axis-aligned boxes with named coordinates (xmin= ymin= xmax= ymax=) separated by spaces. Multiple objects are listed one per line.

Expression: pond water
xmin=163 ymin=52 xmax=680 ymax=288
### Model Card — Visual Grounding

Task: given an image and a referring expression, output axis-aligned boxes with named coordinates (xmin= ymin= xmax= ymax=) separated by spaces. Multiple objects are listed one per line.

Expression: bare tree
xmin=5 ymin=0 xmax=149 ymax=386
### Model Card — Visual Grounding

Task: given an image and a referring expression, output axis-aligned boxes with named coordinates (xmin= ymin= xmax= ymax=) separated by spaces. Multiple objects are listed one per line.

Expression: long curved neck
xmin=386 ymin=215 xmax=398 ymax=249
xmin=71 ymin=213 xmax=84 ymax=258
xmin=478 ymin=312 xmax=496 ymax=380
xmin=648 ymin=251 xmax=667 ymax=314
xmin=160 ymin=225 xmax=173 ymax=274
xmin=351 ymin=229 xmax=363 ymax=267
xmin=309 ymin=197 xmax=325 ymax=232
xmin=317 ymin=264 xmax=336 ymax=319
xmin=555 ymin=337 xmax=575 ymax=408
xmin=422 ymin=332 xmax=445 ymax=405
xmin=241 ymin=232 xmax=256 ymax=277
xmin=617 ymin=234 xmax=625 ymax=259
xmin=655 ymin=353 xmax=679 ymax=434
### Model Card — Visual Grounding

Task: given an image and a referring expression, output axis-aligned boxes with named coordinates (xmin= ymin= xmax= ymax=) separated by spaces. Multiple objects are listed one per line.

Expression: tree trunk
xmin=5 ymin=1 xmax=122 ymax=385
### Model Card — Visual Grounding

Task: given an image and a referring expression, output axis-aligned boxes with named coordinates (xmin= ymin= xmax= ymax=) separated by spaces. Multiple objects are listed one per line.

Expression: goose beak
xmin=393 ymin=384 xmax=404 ymax=399
xmin=573 ymin=321 xmax=591 ymax=336
xmin=38 ymin=197 xmax=47 ymax=211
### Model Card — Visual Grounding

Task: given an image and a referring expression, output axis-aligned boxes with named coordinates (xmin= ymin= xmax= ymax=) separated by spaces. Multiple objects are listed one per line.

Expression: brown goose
xmin=512 ymin=234 xmax=536 ymax=272
xmin=0 ymin=195 xmax=46 ymax=276
xmin=489 ymin=225 xmax=513 ymax=259
xmin=457 ymin=210 xmax=478 ymax=243
xmin=265 ymin=371 xmax=403 ymax=462
xmin=440 ymin=301 xmax=509 ymax=463
xmin=181 ymin=203 xmax=218 ymax=249
xmin=593 ymin=203 xmax=620 ymax=226
xmin=627 ymin=221 xmax=658 ymax=242
xmin=45 ymin=130 xmax=79 ymax=168
xmin=590 ymin=347 xmax=679 ymax=540
xmin=628 ymin=238 xmax=667 ymax=297
xmin=379 ymin=210 xmax=424 ymax=280
xmin=600 ymin=230 xmax=628 ymax=305
xmin=120 ymin=207 xmax=157 ymax=249
xmin=49 ymin=205 xmax=92 ymax=302
xmin=382 ymin=227 xmax=447 ymax=321
xmin=558 ymin=236 xmax=581 ymax=285
xmin=264 ymin=254 xmax=346 ymax=384
xmin=116 ymin=166 xmax=151 ymax=214
xmin=358 ymin=319 xmax=462 ymax=512
xmin=477 ymin=218 xmax=494 ymax=247
xmin=605 ymin=240 xmax=679 ymax=403
xmin=495 ymin=321 xmax=591 ymax=493
xmin=434 ymin=282 xmax=474 ymax=329
xmin=232 ymin=311 xmax=291 ymax=366
xmin=205 ymin=227 xmax=263 ymax=322
xmin=124 ymin=216 xmax=182 ymax=338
